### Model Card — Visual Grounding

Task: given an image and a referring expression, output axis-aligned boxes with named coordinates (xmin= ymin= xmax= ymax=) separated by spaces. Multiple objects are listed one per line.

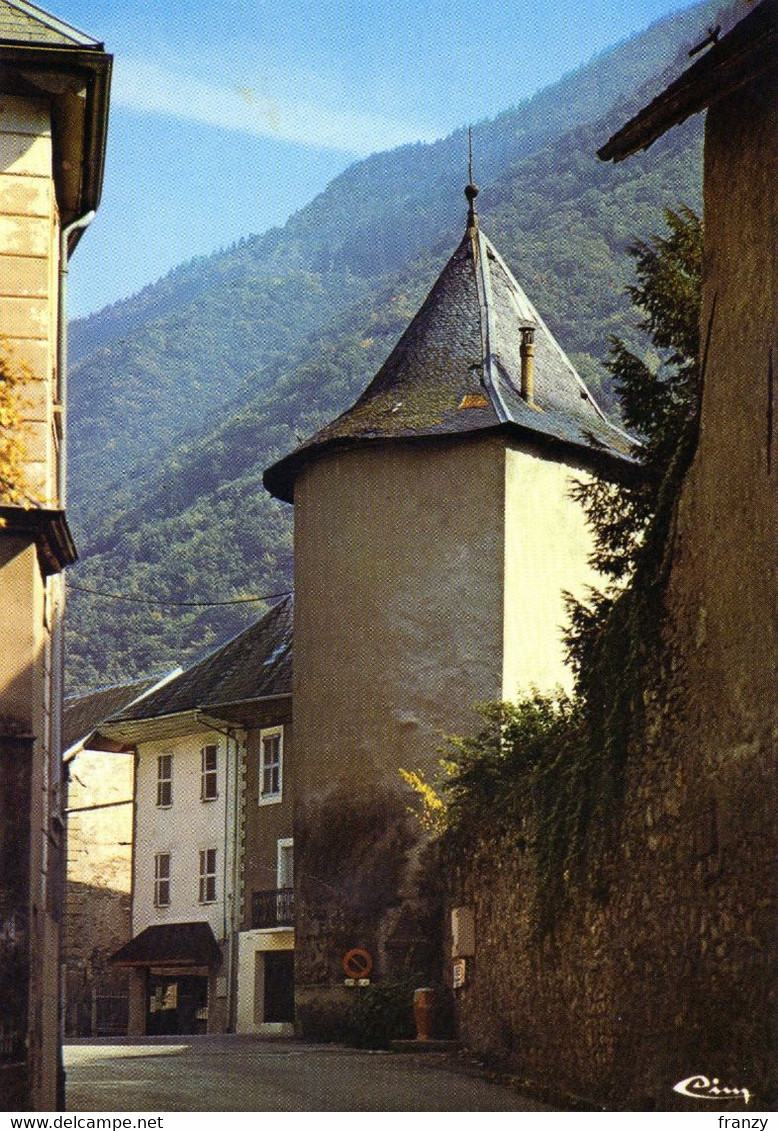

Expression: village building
xmin=91 ymin=597 xmax=293 ymax=1037
xmin=62 ymin=674 xmax=178 ymax=1037
xmin=0 ymin=0 xmax=110 ymax=1109
xmin=421 ymin=1 xmax=775 ymax=1109
xmin=590 ymin=0 xmax=776 ymax=1105
xmin=263 ymin=189 xmax=636 ymax=1034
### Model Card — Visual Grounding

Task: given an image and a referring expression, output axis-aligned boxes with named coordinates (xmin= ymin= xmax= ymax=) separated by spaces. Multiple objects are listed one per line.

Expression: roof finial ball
xmin=465 ymin=126 xmax=479 ymax=236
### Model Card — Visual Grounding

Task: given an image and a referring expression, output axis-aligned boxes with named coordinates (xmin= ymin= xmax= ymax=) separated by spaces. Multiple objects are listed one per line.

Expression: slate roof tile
xmin=0 ymin=0 xmax=98 ymax=46
xmin=110 ymin=596 xmax=293 ymax=723
xmin=63 ymin=678 xmax=161 ymax=752
xmin=264 ymin=219 xmax=635 ymax=503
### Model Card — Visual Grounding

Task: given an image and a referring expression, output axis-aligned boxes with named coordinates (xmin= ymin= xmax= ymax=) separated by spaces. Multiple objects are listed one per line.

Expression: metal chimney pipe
xmin=520 ymin=326 xmax=535 ymax=403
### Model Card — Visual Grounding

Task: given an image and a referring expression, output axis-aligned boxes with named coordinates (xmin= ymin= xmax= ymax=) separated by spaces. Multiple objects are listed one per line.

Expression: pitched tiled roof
xmin=110 ymin=596 xmax=293 ymax=724
xmin=0 ymin=0 xmax=99 ymax=46
xmin=63 ymin=677 xmax=162 ymax=753
xmin=264 ymin=217 xmax=635 ymax=503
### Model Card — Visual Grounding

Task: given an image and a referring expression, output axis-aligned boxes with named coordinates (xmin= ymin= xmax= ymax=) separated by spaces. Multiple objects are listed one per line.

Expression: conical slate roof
xmin=264 ymin=205 xmax=635 ymax=503
xmin=0 ymin=0 xmax=100 ymax=47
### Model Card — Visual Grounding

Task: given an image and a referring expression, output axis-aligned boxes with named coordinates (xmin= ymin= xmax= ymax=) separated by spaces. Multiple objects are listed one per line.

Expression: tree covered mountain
xmin=65 ymin=0 xmax=729 ymax=692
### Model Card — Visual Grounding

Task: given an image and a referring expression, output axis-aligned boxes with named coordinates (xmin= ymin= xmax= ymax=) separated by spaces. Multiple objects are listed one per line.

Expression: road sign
xmin=342 ymin=948 xmax=373 ymax=979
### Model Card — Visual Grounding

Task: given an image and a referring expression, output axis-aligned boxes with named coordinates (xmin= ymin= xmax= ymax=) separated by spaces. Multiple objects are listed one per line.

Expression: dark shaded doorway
xmin=263 ymin=951 xmax=294 ymax=1022
xmin=147 ymin=974 xmax=207 ymax=1034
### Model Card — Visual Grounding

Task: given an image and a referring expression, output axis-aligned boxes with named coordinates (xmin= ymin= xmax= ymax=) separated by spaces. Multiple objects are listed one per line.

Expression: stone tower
xmin=264 ymin=187 xmax=634 ymax=1034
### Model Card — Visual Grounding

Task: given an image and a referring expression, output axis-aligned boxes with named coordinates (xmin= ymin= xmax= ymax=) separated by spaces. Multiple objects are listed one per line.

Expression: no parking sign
xmin=342 ymin=948 xmax=373 ymax=984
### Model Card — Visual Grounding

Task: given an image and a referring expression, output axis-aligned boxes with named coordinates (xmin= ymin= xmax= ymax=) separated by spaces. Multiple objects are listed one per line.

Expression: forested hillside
xmin=66 ymin=0 xmax=729 ymax=692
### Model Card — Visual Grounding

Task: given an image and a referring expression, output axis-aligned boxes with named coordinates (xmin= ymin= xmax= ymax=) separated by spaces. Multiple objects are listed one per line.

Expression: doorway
xmin=263 ymin=951 xmax=294 ymax=1023
xmin=146 ymin=974 xmax=207 ymax=1035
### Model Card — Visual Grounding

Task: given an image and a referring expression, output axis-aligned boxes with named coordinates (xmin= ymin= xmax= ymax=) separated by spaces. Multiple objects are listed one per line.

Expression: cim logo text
xmin=673 ymin=1075 xmax=752 ymax=1105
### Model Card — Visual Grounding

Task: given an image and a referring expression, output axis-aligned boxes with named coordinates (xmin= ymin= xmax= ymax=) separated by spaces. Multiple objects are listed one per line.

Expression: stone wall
xmin=63 ymin=883 xmax=131 ymax=1037
xmin=448 ymin=675 xmax=774 ymax=1109
xmin=447 ymin=68 xmax=777 ymax=1112
xmin=64 ymin=748 xmax=133 ymax=1035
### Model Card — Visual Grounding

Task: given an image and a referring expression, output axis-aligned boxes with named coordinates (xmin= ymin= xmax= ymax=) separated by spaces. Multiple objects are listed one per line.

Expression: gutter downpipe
xmin=55 ymin=210 xmax=92 ymax=1108
xmin=198 ymin=716 xmax=242 ymax=1033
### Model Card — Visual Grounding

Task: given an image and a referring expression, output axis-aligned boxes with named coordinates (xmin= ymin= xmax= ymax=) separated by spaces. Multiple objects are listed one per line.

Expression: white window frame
xmin=156 ymin=753 xmax=172 ymax=808
xmin=154 ymin=852 xmax=171 ymax=907
xmin=201 ymin=744 xmax=218 ymax=801
xmin=199 ymin=848 xmax=217 ymax=904
xmin=259 ymin=726 xmax=283 ymax=805
xmin=277 ymin=837 xmax=293 ymax=891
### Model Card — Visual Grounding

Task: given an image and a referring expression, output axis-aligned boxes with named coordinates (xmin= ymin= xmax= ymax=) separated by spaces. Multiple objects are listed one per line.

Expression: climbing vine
xmin=420 ymin=209 xmax=704 ymax=931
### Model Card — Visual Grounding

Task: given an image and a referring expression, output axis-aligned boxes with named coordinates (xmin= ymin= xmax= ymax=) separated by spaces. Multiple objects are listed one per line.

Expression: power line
xmin=66 ymin=581 xmax=292 ymax=608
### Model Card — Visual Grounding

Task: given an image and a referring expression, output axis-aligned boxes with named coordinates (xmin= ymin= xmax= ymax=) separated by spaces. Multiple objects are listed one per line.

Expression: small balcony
xmin=251 ymin=887 xmax=294 ymax=929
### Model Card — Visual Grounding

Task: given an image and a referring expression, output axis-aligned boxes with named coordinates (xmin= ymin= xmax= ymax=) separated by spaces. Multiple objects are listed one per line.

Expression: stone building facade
xmin=0 ymin=1 xmax=110 ymax=1110
xmin=448 ymin=1 xmax=777 ymax=1109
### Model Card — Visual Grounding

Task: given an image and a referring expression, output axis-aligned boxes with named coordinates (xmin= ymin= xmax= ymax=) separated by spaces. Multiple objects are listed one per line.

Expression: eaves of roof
xmin=88 ymin=690 xmax=294 ymax=749
xmin=88 ymin=709 xmax=221 ymax=749
xmin=0 ymin=28 xmax=112 ymax=233
xmin=598 ymin=0 xmax=778 ymax=162
xmin=266 ymin=420 xmax=641 ymax=508
xmin=264 ymin=225 xmax=637 ymax=504
xmin=0 ymin=504 xmax=77 ymax=575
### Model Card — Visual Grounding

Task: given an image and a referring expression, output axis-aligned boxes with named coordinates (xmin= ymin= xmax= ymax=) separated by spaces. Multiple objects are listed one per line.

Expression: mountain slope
xmin=65 ymin=0 xmax=729 ymax=691
xmin=68 ymin=0 xmax=723 ymax=517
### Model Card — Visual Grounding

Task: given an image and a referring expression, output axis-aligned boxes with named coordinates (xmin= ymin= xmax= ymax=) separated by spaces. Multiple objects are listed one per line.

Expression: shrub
xmin=346 ymin=981 xmax=416 ymax=1049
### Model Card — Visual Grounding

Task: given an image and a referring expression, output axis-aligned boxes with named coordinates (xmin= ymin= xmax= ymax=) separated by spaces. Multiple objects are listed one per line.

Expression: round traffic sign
xmin=342 ymin=948 xmax=373 ymax=978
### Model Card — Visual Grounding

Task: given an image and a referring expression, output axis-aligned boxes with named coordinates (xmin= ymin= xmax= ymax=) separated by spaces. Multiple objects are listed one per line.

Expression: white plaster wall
xmin=502 ymin=444 xmax=599 ymax=700
xmin=236 ymin=927 xmax=294 ymax=1034
xmin=133 ymin=731 xmax=234 ymax=941
xmin=293 ymin=435 xmax=506 ymax=800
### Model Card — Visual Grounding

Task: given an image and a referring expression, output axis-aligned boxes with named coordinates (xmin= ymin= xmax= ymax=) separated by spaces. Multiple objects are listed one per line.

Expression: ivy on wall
xmin=407 ymin=209 xmax=704 ymax=933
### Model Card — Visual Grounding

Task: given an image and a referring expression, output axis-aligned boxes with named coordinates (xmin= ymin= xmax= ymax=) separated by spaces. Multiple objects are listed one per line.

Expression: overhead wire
xmin=65 ymin=581 xmax=292 ymax=608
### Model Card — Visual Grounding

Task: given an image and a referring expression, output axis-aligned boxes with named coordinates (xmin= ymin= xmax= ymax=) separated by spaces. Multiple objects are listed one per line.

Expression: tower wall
xmin=291 ymin=434 xmax=505 ymax=1029
xmin=290 ymin=431 xmax=599 ymax=1033
xmin=503 ymin=442 xmax=598 ymax=701
xmin=293 ymin=433 xmax=506 ymax=791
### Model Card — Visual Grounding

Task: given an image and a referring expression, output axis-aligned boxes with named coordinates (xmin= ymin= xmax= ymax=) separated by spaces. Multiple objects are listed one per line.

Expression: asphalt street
xmin=64 ymin=1036 xmax=555 ymax=1112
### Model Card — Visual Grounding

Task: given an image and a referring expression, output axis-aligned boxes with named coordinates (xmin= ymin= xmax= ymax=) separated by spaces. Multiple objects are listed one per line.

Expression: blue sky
xmin=62 ymin=0 xmax=694 ymax=318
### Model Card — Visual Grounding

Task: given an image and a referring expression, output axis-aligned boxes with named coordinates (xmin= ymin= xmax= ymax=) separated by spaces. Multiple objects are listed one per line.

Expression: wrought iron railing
xmin=251 ymin=887 xmax=294 ymax=929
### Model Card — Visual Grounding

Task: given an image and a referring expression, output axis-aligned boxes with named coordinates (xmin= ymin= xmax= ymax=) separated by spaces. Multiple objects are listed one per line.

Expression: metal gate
xmin=94 ymin=992 xmax=129 ymax=1036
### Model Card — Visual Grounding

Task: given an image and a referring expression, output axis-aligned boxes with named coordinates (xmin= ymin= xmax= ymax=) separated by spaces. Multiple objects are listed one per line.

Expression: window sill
xmin=258 ymin=794 xmax=282 ymax=806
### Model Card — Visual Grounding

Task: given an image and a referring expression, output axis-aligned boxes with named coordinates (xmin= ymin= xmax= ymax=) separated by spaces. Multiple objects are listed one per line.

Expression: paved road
xmin=64 ymin=1036 xmax=554 ymax=1112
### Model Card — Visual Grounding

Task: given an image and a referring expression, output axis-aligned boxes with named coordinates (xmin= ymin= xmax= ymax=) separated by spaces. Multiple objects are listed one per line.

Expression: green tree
xmin=566 ymin=206 xmax=703 ymax=676
xmin=428 ymin=209 xmax=705 ymax=932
